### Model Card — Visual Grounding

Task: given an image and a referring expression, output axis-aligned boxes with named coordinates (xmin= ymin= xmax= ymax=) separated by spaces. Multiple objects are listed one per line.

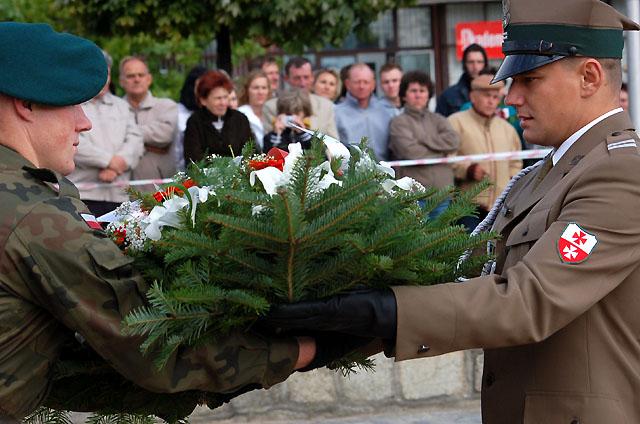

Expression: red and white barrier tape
xmin=75 ymin=178 xmax=173 ymax=190
xmin=73 ymin=149 xmax=552 ymax=190
xmin=381 ymin=149 xmax=551 ymax=168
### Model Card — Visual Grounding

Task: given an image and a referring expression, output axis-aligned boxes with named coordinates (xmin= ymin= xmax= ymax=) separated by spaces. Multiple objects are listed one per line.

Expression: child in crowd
xmin=263 ymin=89 xmax=313 ymax=152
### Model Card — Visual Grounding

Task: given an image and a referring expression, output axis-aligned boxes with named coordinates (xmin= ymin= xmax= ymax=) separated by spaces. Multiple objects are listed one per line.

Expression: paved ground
xmin=70 ymin=400 xmax=481 ymax=423
xmin=201 ymin=400 xmax=481 ymax=424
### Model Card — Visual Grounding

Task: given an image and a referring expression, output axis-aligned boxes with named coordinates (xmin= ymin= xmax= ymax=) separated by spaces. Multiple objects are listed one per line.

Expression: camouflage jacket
xmin=0 ymin=145 xmax=298 ymax=419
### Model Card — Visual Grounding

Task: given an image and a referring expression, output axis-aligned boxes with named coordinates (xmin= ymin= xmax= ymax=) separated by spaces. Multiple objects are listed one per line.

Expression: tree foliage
xmin=58 ymin=0 xmax=414 ymax=53
xmin=4 ymin=0 xmax=414 ymax=98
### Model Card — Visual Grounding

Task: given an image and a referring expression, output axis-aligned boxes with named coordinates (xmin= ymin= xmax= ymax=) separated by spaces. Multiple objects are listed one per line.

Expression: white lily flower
xmin=323 ymin=137 xmax=351 ymax=166
xmin=376 ymin=163 xmax=395 ymax=178
xmin=252 ymin=205 xmax=267 ymax=216
xmin=316 ymin=161 xmax=343 ymax=192
xmin=250 ymin=167 xmax=285 ymax=195
xmin=142 ymin=196 xmax=189 ymax=241
xmin=283 ymin=143 xmax=304 ymax=175
xmin=381 ymin=177 xmax=422 ymax=194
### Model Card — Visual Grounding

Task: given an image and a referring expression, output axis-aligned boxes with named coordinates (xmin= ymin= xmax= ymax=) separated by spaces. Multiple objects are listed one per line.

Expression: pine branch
xmin=22 ymin=407 xmax=73 ymax=424
xmin=206 ymin=213 xmax=286 ymax=243
xmin=299 ymin=189 xmax=380 ymax=243
xmin=85 ymin=413 xmax=156 ymax=424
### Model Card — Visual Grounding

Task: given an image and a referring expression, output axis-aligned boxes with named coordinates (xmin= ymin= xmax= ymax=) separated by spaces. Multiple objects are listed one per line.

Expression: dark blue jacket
xmin=435 ymin=73 xmax=472 ymax=117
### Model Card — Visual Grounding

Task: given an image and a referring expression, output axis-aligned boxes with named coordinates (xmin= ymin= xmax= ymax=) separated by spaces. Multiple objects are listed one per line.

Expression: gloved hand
xmin=264 ymin=288 xmax=397 ymax=341
xmin=298 ymin=332 xmax=374 ymax=372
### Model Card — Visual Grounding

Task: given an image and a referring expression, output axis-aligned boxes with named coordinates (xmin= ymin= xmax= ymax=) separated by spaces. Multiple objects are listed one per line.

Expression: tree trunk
xmin=216 ymin=25 xmax=232 ymax=74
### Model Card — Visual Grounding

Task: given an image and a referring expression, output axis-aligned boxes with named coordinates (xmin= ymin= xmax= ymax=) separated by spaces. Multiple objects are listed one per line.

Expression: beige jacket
xmin=263 ymin=92 xmax=338 ymax=139
xmin=69 ymin=92 xmax=143 ymax=202
xmin=125 ymin=92 xmax=178 ymax=190
xmin=393 ymin=112 xmax=640 ymax=423
xmin=388 ymin=106 xmax=460 ymax=189
xmin=449 ymin=108 xmax=522 ymax=210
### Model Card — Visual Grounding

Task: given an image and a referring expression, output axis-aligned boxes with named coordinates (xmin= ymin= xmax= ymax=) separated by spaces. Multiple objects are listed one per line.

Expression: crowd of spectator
xmin=70 ymin=43 xmax=632 ymax=232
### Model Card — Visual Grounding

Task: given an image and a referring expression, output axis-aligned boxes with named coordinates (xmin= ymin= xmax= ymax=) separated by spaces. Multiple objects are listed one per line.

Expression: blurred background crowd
xmin=7 ymin=0 xmax=631 ymax=232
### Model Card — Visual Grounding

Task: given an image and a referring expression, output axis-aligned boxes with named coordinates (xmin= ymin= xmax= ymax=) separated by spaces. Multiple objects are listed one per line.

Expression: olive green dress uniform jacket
xmin=0 ymin=146 xmax=298 ymax=419
xmin=392 ymin=112 xmax=640 ymax=423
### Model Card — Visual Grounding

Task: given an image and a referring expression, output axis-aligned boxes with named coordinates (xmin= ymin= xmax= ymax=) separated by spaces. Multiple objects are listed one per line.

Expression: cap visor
xmin=492 ymin=54 xmax=565 ymax=83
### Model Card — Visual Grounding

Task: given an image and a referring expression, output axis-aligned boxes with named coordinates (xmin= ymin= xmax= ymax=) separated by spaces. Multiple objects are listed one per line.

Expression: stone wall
xmin=190 ymin=350 xmax=484 ymax=422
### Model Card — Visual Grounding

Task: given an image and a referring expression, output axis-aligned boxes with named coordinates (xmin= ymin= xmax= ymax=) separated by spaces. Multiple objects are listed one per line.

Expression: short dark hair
xmin=478 ymin=67 xmax=498 ymax=77
xmin=195 ymin=70 xmax=233 ymax=101
xmin=249 ymin=55 xmax=278 ymax=71
xmin=179 ymin=65 xmax=207 ymax=111
xmin=380 ymin=63 xmax=402 ymax=76
xmin=398 ymin=71 xmax=434 ymax=106
xmin=284 ymin=57 xmax=312 ymax=76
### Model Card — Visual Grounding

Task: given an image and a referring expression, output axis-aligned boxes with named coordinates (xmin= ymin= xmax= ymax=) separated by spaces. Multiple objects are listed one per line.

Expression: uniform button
xmin=502 ymin=206 xmax=512 ymax=217
xmin=417 ymin=344 xmax=430 ymax=354
xmin=485 ymin=373 xmax=496 ymax=387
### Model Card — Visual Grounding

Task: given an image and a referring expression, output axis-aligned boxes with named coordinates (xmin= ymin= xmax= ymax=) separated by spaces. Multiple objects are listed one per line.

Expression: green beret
xmin=0 ymin=22 xmax=107 ymax=106
xmin=494 ymin=0 xmax=640 ymax=82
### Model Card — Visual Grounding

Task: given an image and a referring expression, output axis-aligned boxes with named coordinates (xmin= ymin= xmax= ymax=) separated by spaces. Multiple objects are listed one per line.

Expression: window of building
xmin=444 ymin=2 xmax=502 ymax=87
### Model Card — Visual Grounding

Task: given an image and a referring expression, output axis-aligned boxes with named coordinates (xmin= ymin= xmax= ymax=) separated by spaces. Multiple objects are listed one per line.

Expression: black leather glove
xmin=298 ymin=332 xmax=374 ymax=372
xmin=264 ymin=288 xmax=397 ymax=341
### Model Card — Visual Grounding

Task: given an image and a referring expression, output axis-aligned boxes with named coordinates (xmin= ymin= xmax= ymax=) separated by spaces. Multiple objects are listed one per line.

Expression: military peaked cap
xmin=493 ymin=0 xmax=640 ymax=82
xmin=0 ymin=22 xmax=107 ymax=106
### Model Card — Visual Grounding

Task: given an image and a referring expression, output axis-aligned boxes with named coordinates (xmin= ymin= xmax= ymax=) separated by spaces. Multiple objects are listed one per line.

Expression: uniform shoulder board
xmin=606 ymin=129 xmax=639 ymax=156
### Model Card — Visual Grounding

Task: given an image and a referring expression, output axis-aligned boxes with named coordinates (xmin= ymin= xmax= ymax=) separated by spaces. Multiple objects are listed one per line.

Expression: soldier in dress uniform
xmin=0 ymin=23 xmax=319 ymax=421
xmin=265 ymin=1 xmax=640 ymax=422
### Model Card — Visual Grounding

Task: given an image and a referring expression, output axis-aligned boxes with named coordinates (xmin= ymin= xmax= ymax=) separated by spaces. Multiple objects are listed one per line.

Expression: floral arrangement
xmin=28 ymin=136 xmax=492 ymax=424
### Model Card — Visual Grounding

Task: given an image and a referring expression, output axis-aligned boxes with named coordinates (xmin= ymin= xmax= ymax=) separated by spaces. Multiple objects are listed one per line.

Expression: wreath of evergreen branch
xmin=33 ymin=137 xmax=495 ymax=423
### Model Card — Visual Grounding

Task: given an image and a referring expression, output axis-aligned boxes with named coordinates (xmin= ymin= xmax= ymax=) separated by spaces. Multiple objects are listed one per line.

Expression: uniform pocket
xmin=86 ymin=239 xmax=147 ymax=314
xmin=506 ymin=208 xmax=550 ymax=247
xmin=523 ymin=391 xmax=628 ymax=424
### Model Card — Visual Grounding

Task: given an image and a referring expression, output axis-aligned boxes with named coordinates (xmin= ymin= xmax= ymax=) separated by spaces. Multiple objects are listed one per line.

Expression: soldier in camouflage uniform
xmin=0 ymin=23 xmax=315 ymax=421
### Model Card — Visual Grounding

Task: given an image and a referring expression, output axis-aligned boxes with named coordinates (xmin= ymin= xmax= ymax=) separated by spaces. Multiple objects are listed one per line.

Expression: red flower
xmin=249 ymin=158 xmax=285 ymax=171
xmin=152 ymin=180 xmax=196 ymax=203
xmin=113 ymin=227 xmax=127 ymax=245
xmin=153 ymin=191 xmax=166 ymax=202
xmin=249 ymin=148 xmax=289 ymax=172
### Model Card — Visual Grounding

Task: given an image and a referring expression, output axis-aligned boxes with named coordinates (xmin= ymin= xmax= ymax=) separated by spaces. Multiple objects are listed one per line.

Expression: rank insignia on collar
xmin=80 ymin=213 xmax=103 ymax=230
xmin=558 ymin=223 xmax=597 ymax=264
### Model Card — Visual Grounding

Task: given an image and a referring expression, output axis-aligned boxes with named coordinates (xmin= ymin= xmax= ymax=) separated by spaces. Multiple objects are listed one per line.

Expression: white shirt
xmin=552 ymin=108 xmax=624 ymax=165
xmin=238 ymin=104 xmax=265 ymax=149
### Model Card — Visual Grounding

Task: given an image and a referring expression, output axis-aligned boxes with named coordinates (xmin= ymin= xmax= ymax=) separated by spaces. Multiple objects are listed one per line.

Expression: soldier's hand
xmin=294 ymin=336 xmax=316 ymax=369
xmin=296 ymin=332 xmax=375 ymax=372
xmin=264 ymin=288 xmax=397 ymax=341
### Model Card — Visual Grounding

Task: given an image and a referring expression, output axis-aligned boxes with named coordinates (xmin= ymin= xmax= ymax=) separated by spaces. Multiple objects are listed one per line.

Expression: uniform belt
xmin=144 ymin=144 xmax=171 ymax=154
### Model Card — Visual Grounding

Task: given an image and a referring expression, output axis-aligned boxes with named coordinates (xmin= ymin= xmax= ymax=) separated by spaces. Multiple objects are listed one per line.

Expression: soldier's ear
xmin=13 ymin=98 xmax=36 ymax=122
xmin=580 ymin=59 xmax=605 ymax=99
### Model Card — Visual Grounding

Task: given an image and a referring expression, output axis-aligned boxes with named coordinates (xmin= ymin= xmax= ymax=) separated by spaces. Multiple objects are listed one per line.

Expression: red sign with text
xmin=456 ymin=21 xmax=504 ymax=60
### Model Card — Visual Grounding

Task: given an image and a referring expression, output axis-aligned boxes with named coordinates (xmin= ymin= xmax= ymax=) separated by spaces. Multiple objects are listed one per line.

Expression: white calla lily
xmin=142 ymin=196 xmax=189 ymax=241
xmin=381 ymin=177 xmax=422 ymax=194
xmin=250 ymin=167 xmax=285 ymax=195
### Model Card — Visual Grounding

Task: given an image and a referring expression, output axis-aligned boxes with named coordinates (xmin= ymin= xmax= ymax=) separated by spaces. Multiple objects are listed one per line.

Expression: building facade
xmin=275 ymin=0 xmax=626 ymax=97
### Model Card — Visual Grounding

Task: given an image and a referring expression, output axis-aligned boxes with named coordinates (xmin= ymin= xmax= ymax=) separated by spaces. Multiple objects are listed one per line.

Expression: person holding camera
xmin=262 ymin=89 xmax=313 ymax=152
